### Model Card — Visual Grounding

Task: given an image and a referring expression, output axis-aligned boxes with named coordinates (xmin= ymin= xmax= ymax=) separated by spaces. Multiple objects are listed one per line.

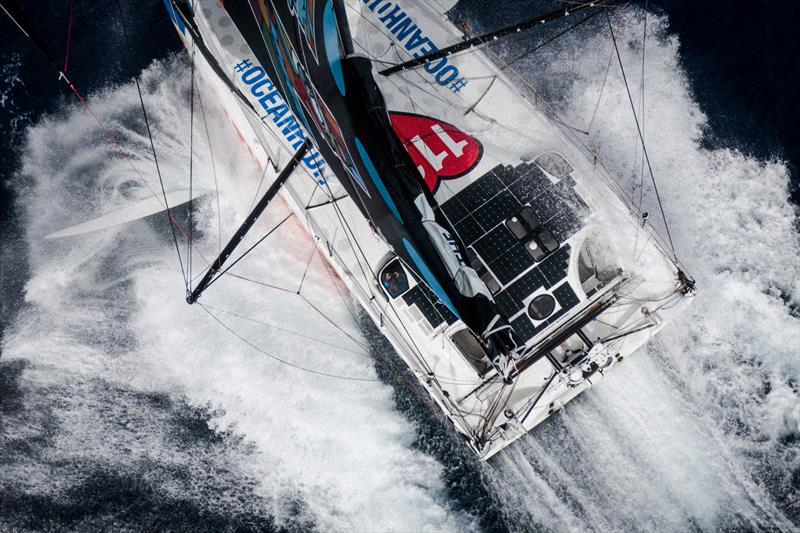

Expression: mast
xmin=379 ymin=2 xmax=609 ymax=76
xmin=186 ymin=139 xmax=310 ymax=304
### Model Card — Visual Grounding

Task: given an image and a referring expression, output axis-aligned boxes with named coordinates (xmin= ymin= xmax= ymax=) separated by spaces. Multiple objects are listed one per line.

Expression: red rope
xmin=63 ymin=0 xmax=75 ymax=72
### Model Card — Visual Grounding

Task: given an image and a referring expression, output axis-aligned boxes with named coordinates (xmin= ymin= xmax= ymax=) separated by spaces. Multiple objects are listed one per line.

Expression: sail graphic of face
xmin=389 ymin=112 xmax=483 ymax=192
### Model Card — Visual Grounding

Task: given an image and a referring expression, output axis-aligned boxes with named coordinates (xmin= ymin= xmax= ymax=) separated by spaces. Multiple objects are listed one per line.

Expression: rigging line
xmin=188 ymin=43 xmax=196 ymax=288
xmin=633 ymin=2 xmax=648 ymax=257
xmin=224 ymin=272 xmax=298 ymax=294
xmin=115 ymin=0 xmax=189 ymax=290
xmin=606 ymin=12 xmax=678 ymax=263
xmin=201 ymin=303 xmax=371 ymax=356
xmin=195 ymin=234 xmax=437 ymax=388
xmin=380 ymin=1 xmax=607 ymax=75
xmin=248 ymin=154 xmax=272 ymax=214
xmin=322 ymin=179 xmax=376 ymax=299
xmin=296 ymin=242 xmax=318 ymax=294
xmin=63 ymin=0 xmax=75 ymax=72
xmin=198 ymin=304 xmax=379 ymax=383
xmin=199 ymin=212 xmax=294 ymax=294
xmin=193 ymin=73 xmax=222 ymax=256
xmin=316 ymin=253 xmax=368 ymax=340
xmin=500 ymin=9 xmax=603 ymax=72
xmin=588 ymin=41 xmax=615 ymax=134
xmin=299 ymin=294 xmax=373 ymax=354
xmin=303 ymin=179 xmax=321 ymax=210
xmin=5 ymin=0 xmax=217 ymax=283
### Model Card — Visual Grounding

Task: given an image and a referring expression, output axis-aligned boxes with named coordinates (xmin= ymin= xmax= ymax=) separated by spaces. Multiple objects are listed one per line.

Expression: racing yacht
xmin=161 ymin=0 xmax=696 ymax=459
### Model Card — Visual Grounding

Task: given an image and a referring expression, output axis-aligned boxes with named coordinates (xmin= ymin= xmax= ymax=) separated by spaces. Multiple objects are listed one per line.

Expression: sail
xmin=219 ymin=0 xmax=513 ymax=346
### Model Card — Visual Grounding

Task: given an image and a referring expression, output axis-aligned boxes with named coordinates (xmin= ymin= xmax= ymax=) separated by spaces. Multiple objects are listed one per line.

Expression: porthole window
xmin=528 ymin=294 xmax=556 ymax=321
xmin=380 ymin=259 xmax=410 ymax=299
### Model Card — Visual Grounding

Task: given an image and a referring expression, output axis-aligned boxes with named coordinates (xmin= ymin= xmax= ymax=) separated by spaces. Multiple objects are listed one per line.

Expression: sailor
xmin=382 ymin=268 xmax=409 ymax=298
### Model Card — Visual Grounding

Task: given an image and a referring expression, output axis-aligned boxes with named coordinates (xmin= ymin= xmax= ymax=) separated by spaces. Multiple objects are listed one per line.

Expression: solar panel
xmin=474 ymin=191 xmax=520 ymax=230
xmin=402 ymin=286 xmax=444 ymax=328
xmin=472 ymin=224 xmax=518 ymax=264
xmin=510 ymin=314 xmax=547 ymax=343
xmin=450 ymin=170 xmax=505 ymax=212
xmin=454 ymin=215 xmax=484 ymax=245
xmin=538 ymin=245 xmax=571 ymax=286
xmin=506 ymin=267 xmax=549 ymax=302
xmin=489 ymin=243 xmax=535 ymax=284
xmin=439 ymin=159 xmax=589 ymax=339
xmin=547 ymin=281 xmax=580 ymax=325
xmin=494 ymin=290 xmax=522 ymax=317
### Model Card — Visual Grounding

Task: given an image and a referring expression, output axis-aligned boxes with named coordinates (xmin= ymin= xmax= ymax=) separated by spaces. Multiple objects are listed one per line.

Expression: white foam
xmin=488 ymin=9 xmax=799 ymax=530
xmin=4 ymin=56 xmax=475 ymax=532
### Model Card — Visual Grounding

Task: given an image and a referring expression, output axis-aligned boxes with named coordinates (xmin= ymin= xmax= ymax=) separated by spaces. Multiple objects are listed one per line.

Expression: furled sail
xmin=218 ymin=0 xmax=515 ymax=350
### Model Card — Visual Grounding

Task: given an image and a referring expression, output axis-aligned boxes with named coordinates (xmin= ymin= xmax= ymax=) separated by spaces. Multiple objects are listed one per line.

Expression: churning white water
xmin=1 ymin=8 xmax=798 ymax=532
xmin=484 ymin=10 xmax=800 ymax=531
xmin=2 ymin=57 xmax=473 ymax=531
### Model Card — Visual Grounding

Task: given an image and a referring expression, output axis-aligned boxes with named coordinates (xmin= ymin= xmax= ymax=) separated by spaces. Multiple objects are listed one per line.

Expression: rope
xmin=199 ymin=304 xmax=379 ymax=382
xmin=606 ymin=12 xmax=678 ymax=263
xmin=188 ymin=43 xmax=196 ymax=289
xmin=202 ymin=303 xmax=370 ymax=356
xmin=62 ymin=0 xmax=75 ymax=72
xmin=633 ymin=2 xmax=649 ymax=257
xmin=588 ymin=41 xmax=615 ymax=134
xmin=193 ymin=74 xmax=223 ymax=255
xmin=115 ymin=0 xmax=189 ymax=289
xmin=198 ymin=212 xmax=294 ymax=294
xmin=296 ymin=243 xmax=318 ymax=294
xmin=501 ymin=9 xmax=603 ymax=72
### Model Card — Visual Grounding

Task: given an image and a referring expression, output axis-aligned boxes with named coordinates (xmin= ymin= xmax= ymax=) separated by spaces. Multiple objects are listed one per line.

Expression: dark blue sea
xmin=1 ymin=1 xmax=798 ymax=531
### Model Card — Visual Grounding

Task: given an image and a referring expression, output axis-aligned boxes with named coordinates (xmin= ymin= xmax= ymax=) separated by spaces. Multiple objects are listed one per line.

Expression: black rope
xmin=188 ymin=43 xmax=196 ymax=289
xmin=116 ymin=0 xmax=188 ymax=289
xmin=607 ymin=12 xmax=678 ymax=263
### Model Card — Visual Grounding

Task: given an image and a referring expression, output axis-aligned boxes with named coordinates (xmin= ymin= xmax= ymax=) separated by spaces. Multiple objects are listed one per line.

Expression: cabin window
xmin=380 ymin=259 xmax=410 ymax=299
xmin=528 ymin=294 xmax=556 ymax=321
xmin=450 ymin=329 xmax=491 ymax=375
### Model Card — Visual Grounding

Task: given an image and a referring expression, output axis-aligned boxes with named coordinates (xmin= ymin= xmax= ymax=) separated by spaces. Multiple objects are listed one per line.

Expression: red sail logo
xmin=389 ymin=112 xmax=483 ymax=192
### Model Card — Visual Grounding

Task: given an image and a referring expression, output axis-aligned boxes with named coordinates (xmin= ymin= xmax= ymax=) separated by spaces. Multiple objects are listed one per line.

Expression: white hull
xmin=167 ymin=0 xmax=692 ymax=459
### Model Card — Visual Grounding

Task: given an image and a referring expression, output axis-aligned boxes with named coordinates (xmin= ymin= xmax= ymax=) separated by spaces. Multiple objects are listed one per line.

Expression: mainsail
xmin=219 ymin=0 xmax=515 ymax=351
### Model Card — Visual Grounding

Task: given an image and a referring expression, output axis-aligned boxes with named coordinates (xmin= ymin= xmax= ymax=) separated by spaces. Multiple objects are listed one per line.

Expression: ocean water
xmin=1 ymin=1 xmax=798 ymax=531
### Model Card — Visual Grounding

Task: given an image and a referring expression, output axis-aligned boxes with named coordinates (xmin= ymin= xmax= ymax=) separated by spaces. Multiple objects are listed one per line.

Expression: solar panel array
xmin=438 ymin=161 xmax=589 ymax=343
